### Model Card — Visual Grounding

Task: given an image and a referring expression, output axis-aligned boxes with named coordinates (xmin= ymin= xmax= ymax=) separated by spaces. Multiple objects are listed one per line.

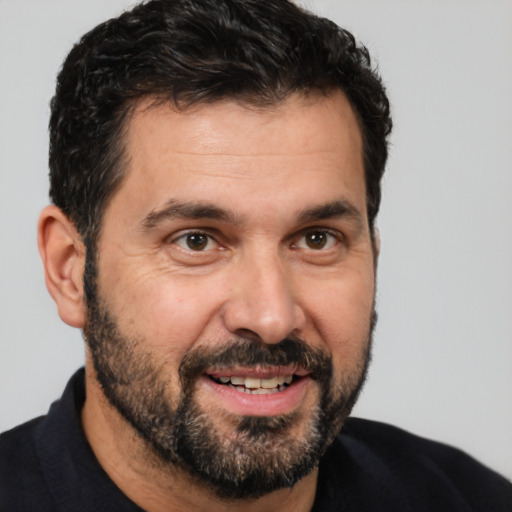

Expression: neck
xmin=81 ymin=364 xmax=319 ymax=512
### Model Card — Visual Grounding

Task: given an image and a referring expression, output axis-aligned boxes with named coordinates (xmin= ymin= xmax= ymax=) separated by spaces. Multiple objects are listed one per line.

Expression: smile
xmin=209 ymin=375 xmax=295 ymax=395
xmin=200 ymin=367 xmax=312 ymax=415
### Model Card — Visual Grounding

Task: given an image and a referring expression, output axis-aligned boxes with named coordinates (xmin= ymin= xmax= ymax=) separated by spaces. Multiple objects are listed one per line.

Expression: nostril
xmin=233 ymin=328 xmax=261 ymax=342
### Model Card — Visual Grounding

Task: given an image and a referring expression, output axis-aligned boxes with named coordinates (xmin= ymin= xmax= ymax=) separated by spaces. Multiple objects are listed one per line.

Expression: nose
xmin=221 ymin=251 xmax=306 ymax=344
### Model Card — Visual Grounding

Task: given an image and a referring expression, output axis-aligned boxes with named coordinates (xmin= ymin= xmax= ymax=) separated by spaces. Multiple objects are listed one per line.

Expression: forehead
xmin=109 ymin=92 xmax=366 ymax=227
xmin=127 ymin=92 xmax=362 ymax=162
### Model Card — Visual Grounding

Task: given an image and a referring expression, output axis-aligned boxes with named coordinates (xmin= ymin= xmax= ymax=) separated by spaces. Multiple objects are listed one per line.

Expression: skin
xmin=38 ymin=91 xmax=377 ymax=511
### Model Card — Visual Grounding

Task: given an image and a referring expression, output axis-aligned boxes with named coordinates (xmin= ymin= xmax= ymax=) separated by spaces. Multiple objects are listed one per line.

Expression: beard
xmin=83 ymin=255 xmax=375 ymax=500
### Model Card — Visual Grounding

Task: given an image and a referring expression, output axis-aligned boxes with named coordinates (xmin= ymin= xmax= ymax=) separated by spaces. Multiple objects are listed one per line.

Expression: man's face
xmin=84 ymin=92 xmax=376 ymax=498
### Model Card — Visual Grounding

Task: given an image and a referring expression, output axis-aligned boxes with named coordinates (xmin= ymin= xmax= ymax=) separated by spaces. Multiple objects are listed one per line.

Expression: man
xmin=0 ymin=0 xmax=510 ymax=510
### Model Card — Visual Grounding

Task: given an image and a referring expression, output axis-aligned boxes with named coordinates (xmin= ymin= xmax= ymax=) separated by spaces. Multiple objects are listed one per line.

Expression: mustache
xmin=178 ymin=337 xmax=333 ymax=386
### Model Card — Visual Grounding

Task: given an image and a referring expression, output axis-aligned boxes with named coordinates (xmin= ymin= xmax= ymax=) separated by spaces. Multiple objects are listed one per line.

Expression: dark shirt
xmin=1 ymin=369 xmax=511 ymax=511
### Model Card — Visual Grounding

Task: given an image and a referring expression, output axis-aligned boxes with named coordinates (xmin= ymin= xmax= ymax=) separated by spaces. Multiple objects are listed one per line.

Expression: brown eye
xmin=294 ymin=230 xmax=338 ymax=251
xmin=186 ymin=233 xmax=208 ymax=250
xmin=305 ymin=231 xmax=328 ymax=249
xmin=173 ymin=232 xmax=216 ymax=251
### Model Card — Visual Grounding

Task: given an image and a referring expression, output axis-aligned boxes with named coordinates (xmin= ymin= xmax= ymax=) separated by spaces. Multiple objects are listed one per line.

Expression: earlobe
xmin=38 ymin=205 xmax=86 ymax=328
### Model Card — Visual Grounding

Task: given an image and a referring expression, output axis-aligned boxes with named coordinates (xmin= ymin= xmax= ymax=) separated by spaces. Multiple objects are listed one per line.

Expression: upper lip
xmin=206 ymin=366 xmax=311 ymax=379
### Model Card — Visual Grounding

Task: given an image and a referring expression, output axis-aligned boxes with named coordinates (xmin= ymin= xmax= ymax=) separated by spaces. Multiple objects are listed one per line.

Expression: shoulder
xmin=341 ymin=417 xmax=507 ymax=481
xmin=0 ymin=416 xmax=54 ymax=511
xmin=316 ymin=417 xmax=512 ymax=512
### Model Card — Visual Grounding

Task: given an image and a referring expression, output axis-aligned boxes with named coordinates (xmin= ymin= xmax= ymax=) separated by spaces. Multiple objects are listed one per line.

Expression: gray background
xmin=1 ymin=0 xmax=511 ymax=480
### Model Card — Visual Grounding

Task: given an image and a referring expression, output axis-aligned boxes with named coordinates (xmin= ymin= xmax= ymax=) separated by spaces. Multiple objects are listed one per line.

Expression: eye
xmin=173 ymin=232 xmax=217 ymax=251
xmin=294 ymin=230 xmax=339 ymax=250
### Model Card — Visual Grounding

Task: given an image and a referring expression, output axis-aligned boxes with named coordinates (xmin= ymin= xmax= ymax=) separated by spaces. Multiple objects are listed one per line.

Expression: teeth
xmin=239 ymin=387 xmax=279 ymax=395
xmin=261 ymin=377 xmax=279 ymax=389
xmin=244 ymin=377 xmax=261 ymax=389
xmin=251 ymin=388 xmax=274 ymax=394
xmin=215 ymin=375 xmax=295 ymax=389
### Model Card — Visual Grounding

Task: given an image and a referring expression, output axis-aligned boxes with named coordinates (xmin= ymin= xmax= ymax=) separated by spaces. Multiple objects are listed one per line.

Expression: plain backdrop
xmin=1 ymin=0 xmax=511 ymax=480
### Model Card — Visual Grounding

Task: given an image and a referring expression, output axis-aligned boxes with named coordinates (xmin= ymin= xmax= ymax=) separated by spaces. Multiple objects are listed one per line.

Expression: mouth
xmin=207 ymin=374 xmax=301 ymax=395
xmin=200 ymin=367 xmax=313 ymax=416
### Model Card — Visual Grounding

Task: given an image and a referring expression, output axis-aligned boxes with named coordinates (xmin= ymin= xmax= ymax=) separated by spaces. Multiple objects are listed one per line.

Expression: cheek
xmin=303 ymin=269 xmax=375 ymax=366
xmin=102 ymin=268 xmax=224 ymax=355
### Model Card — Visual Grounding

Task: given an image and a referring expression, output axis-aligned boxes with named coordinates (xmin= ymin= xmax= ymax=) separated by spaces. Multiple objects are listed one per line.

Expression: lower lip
xmin=199 ymin=375 xmax=313 ymax=416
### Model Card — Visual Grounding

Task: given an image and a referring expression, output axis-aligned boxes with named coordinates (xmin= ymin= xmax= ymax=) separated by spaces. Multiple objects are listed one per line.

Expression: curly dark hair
xmin=49 ymin=0 xmax=392 ymax=247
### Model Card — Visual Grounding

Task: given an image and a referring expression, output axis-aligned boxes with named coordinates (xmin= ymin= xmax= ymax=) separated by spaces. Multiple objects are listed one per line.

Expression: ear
xmin=372 ymin=226 xmax=381 ymax=265
xmin=38 ymin=205 xmax=86 ymax=328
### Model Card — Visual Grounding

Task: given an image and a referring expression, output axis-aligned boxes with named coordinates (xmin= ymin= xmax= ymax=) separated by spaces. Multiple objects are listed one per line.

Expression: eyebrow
xmin=141 ymin=197 xmax=364 ymax=231
xmin=141 ymin=200 xmax=240 ymax=229
xmin=298 ymin=199 xmax=364 ymax=227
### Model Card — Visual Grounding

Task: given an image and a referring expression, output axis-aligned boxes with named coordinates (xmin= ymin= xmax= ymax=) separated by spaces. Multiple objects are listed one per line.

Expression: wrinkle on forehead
xmin=103 ymin=90 xmax=368 ymax=240
xmin=127 ymin=91 xmax=363 ymax=159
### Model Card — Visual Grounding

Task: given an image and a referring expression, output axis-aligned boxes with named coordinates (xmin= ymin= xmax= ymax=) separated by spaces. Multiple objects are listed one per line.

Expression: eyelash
xmin=170 ymin=228 xmax=343 ymax=253
xmin=171 ymin=231 xmax=220 ymax=252
xmin=291 ymin=229 xmax=341 ymax=251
